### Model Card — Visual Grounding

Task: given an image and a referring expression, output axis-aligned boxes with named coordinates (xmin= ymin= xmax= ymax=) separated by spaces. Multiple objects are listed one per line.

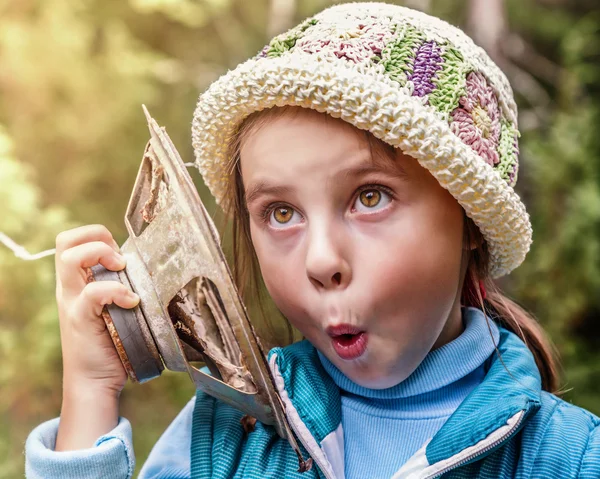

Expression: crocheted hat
xmin=192 ymin=2 xmax=532 ymax=278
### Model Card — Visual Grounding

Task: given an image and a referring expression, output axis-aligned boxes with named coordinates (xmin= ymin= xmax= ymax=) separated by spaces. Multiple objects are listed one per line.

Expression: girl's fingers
xmin=71 ymin=280 xmax=140 ymax=330
xmin=57 ymin=241 xmax=127 ymax=293
xmin=55 ymin=225 xmax=120 ymax=257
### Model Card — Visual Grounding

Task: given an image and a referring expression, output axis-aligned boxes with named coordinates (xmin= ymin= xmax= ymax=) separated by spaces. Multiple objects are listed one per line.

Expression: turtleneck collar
xmin=317 ymin=306 xmax=500 ymax=400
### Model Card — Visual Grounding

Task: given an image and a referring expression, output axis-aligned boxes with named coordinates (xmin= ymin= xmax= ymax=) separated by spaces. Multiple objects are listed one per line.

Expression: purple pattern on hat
xmin=408 ymin=41 xmax=443 ymax=97
xmin=451 ymin=71 xmax=501 ymax=166
xmin=258 ymin=45 xmax=270 ymax=58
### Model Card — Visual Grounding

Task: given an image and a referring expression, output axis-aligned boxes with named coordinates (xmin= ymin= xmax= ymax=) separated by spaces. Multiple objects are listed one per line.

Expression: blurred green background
xmin=0 ymin=0 xmax=599 ymax=476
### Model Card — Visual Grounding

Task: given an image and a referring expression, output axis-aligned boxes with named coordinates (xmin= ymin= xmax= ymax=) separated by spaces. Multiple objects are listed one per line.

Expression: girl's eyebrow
xmin=338 ymin=162 xmax=410 ymax=182
xmin=245 ymin=162 xmax=409 ymax=205
xmin=245 ymin=182 xmax=294 ymax=206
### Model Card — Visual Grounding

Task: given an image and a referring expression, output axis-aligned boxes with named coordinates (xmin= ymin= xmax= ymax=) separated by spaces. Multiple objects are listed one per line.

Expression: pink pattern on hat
xmin=451 ymin=71 xmax=501 ymax=166
xmin=296 ymin=19 xmax=394 ymax=63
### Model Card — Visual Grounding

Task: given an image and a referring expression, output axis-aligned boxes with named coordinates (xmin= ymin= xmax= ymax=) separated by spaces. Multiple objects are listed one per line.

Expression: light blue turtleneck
xmin=317 ymin=306 xmax=500 ymax=479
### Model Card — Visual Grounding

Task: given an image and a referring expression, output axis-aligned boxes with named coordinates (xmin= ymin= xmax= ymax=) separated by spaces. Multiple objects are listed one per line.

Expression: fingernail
xmin=112 ymin=239 xmax=121 ymax=252
xmin=129 ymin=291 xmax=140 ymax=303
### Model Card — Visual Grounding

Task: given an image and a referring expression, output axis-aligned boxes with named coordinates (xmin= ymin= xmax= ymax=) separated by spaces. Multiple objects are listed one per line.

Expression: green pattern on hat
xmin=428 ymin=47 xmax=470 ymax=117
xmin=380 ymin=25 xmax=426 ymax=85
xmin=262 ymin=18 xmax=318 ymax=58
xmin=497 ymin=119 xmax=520 ymax=187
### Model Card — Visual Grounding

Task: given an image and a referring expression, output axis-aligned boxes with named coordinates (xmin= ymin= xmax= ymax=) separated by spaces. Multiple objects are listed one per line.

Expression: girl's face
xmin=240 ymin=108 xmax=467 ymax=388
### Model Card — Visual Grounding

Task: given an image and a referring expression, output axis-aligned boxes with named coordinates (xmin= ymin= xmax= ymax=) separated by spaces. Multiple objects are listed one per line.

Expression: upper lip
xmin=326 ymin=324 xmax=364 ymax=337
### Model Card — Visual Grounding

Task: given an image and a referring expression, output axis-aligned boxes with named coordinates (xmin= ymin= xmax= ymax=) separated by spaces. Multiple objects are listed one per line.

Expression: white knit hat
xmin=192 ymin=2 xmax=532 ymax=278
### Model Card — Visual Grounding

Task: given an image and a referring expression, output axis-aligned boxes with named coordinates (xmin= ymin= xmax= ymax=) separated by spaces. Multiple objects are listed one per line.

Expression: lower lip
xmin=331 ymin=332 xmax=368 ymax=360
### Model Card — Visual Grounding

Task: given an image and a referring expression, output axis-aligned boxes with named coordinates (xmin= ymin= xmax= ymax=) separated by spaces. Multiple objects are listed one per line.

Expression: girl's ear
xmin=466 ymin=234 xmax=484 ymax=251
xmin=462 ymin=209 xmax=485 ymax=251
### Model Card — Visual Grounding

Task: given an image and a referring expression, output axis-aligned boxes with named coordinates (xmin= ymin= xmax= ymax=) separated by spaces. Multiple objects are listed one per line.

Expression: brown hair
xmin=222 ymin=105 xmax=561 ymax=393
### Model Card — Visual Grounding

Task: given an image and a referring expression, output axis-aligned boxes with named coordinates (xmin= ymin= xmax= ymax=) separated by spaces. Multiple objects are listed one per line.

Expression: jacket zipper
xmin=423 ymin=410 xmax=525 ymax=479
xmin=269 ymin=355 xmax=337 ymax=479
xmin=288 ymin=420 xmax=337 ymax=479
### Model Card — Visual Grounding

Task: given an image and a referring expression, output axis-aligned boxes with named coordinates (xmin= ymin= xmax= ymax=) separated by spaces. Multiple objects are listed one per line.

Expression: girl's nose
xmin=305 ymin=224 xmax=351 ymax=290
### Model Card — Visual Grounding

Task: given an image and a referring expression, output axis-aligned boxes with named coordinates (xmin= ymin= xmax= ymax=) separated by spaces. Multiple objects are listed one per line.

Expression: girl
xmin=25 ymin=3 xmax=600 ymax=478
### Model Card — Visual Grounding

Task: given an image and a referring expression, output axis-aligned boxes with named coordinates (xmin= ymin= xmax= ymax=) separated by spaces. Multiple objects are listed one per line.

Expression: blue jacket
xmin=189 ymin=327 xmax=600 ymax=478
xmin=25 ymin=325 xmax=600 ymax=478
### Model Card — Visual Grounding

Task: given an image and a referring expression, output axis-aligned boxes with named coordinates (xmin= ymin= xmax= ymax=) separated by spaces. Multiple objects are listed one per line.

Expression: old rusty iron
xmin=90 ymin=106 xmax=311 ymax=472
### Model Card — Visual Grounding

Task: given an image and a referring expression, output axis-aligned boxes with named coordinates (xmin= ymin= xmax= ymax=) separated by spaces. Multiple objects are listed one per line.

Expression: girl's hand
xmin=54 ymin=224 xmax=140 ymax=450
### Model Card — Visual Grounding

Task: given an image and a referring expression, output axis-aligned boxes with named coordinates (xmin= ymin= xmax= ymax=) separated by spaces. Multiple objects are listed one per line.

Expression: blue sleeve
xmin=25 ymin=416 xmax=135 ymax=479
xmin=25 ymin=396 xmax=196 ymax=479
xmin=138 ymin=395 xmax=195 ymax=479
xmin=580 ymin=423 xmax=600 ymax=478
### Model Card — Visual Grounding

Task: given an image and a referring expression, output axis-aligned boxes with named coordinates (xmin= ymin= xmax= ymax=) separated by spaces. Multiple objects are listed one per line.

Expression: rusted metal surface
xmin=91 ymin=106 xmax=313 ymax=472
xmin=298 ymin=457 xmax=314 ymax=473
xmin=168 ymin=284 xmax=256 ymax=392
xmin=240 ymin=415 xmax=257 ymax=434
xmin=101 ymin=306 xmax=139 ymax=382
xmin=140 ymin=163 xmax=167 ymax=223
xmin=86 ymin=267 xmax=138 ymax=383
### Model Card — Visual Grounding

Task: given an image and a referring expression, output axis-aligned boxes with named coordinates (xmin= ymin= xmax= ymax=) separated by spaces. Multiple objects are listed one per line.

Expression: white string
xmin=0 ymin=232 xmax=55 ymax=260
xmin=0 ymin=162 xmax=195 ymax=261
xmin=0 ymin=161 xmax=196 ymax=262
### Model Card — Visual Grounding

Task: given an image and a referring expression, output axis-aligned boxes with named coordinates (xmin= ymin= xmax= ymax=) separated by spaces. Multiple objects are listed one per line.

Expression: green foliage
xmin=511 ymin=7 xmax=600 ymax=413
xmin=0 ymin=125 xmax=72 ymax=476
xmin=0 ymin=0 xmax=273 ymax=474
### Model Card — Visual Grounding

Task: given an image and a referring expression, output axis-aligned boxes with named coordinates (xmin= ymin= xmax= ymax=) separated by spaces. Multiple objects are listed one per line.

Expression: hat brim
xmin=192 ymin=54 xmax=532 ymax=278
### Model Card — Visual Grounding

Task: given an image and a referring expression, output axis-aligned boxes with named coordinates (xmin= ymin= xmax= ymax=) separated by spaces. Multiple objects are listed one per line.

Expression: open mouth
xmin=326 ymin=325 xmax=368 ymax=360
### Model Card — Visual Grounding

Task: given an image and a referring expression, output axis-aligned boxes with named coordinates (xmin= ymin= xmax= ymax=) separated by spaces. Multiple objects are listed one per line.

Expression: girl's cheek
xmin=267 ymin=278 xmax=315 ymax=333
xmin=262 ymin=259 xmax=299 ymax=303
xmin=260 ymin=258 xmax=317 ymax=329
xmin=253 ymin=233 xmax=304 ymax=306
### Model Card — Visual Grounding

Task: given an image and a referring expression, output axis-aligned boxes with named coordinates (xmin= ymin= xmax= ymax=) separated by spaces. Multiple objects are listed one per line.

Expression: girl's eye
xmin=359 ymin=190 xmax=381 ymax=207
xmin=353 ymin=188 xmax=392 ymax=212
xmin=269 ymin=206 xmax=301 ymax=228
